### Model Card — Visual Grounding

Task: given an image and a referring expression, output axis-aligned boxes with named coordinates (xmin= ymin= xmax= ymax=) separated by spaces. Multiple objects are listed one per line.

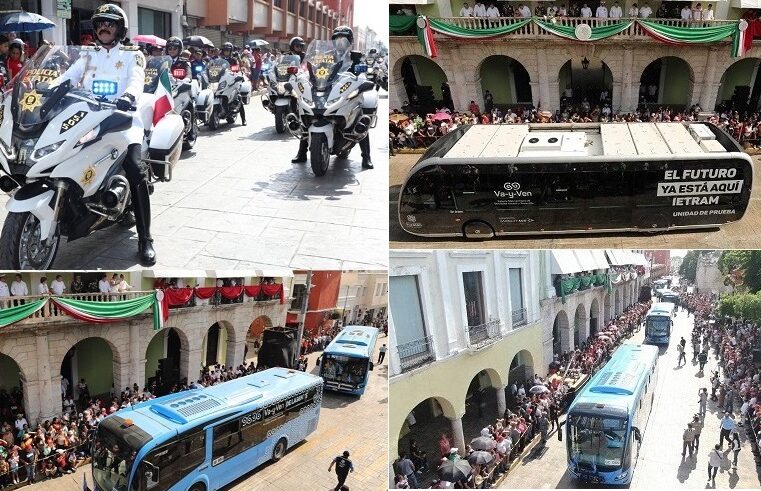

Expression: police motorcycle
xmin=374 ymin=56 xmax=388 ymax=91
xmin=144 ymin=56 xmax=199 ymax=152
xmin=262 ymin=54 xmax=301 ymax=134
xmin=198 ymin=59 xmax=249 ymax=130
xmin=192 ymin=61 xmax=213 ymax=125
xmin=0 ymin=45 xmax=184 ymax=269
xmin=286 ymin=40 xmax=378 ymax=177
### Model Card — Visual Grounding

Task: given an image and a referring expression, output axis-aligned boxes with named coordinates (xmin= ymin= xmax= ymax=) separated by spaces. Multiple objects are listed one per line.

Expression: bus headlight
xmin=614 ymin=470 xmax=629 ymax=481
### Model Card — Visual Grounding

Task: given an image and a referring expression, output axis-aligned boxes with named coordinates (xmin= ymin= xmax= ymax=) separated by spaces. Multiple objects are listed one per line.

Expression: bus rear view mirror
xmin=369 ymin=362 xmax=374 ymax=371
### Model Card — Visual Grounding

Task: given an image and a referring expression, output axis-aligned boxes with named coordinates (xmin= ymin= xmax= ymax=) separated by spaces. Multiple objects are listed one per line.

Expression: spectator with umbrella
xmin=437 ymin=458 xmax=472 ymax=487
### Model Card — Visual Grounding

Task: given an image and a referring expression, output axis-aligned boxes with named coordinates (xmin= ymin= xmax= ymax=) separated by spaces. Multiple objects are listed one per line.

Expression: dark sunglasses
xmin=95 ymin=20 xmax=117 ymax=29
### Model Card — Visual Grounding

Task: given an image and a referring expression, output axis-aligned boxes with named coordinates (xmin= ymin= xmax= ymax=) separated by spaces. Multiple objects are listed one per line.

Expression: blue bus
xmin=320 ymin=325 xmax=379 ymax=395
xmin=661 ymin=290 xmax=680 ymax=307
xmin=565 ymin=344 xmax=659 ymax=485
xmin=92 ymin=368 xmax=323 ymax=491
xmin=644 ymin=302 xmax=676 ymax=345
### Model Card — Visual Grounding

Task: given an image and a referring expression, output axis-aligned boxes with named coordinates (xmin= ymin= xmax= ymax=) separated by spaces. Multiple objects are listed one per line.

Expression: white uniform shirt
xmin=609 ymin=5 xmax=622 ymax=17
xmin=37 ymin=282 xmax=49 ymax=295
xmin=486 ymin=6 xmax=500 ymax=17
xmin=460 ymin=6 xmax=474 ymax=16
xmin=56 ymin=43 xmax=145 ymax=102
xmin=10 ymin=280 xmax=28 ymax=296
xmin=628 ymin=6 xmax=639 ymax=16
xmin=519 ymin=5 xmax=532 ymax=17
xmin=51 ymin=279 xmax=66 ymax=295
xmin=639 ymin=5 xmax=652 ymax=17
xmin=596 ymin=5 xmax=608 ymax=17
xmin=98 ymin=279 xmax=112 ymax=293
xmin=681 ymin=7 xmax=692 ymax=19
xmin=0 ymin=281 xmax=9 ymax=298
xmin=474 ymin=3 xmax=487 ymax=16
xmin=703 ymin=8 xmax=714 ymax=19
xmin=692 ymin=8 xmax=703 ymax=20
xmin=581 ymin=6 xmax=593 ymax=17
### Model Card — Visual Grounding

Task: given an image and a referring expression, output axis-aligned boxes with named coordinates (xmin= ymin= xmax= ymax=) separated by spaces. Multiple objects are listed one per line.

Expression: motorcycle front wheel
xmin=275 ymin=105 xmax=287 ymax=134
xmin=310 ymin=133 xmax=331 ymax=177
xmin=0 ymin=212 xmax=60 ymax=269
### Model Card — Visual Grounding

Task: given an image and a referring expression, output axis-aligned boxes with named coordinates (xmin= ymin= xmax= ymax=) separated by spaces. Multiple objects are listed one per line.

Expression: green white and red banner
xmin=152 ymin=69 xmax=174 ymax=126
xmin=417 ymin=16 xmax=439 ymax=58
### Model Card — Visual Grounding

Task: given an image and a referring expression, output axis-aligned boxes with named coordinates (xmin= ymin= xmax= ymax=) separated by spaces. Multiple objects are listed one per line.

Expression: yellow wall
xmin=388 ymin=321 xmax=545 ymax=447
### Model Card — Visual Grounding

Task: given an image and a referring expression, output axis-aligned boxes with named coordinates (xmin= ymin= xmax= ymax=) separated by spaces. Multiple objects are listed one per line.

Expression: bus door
xmin=209 ymin=417 xmax=262 ymax=488
xmin=399 ymin=165 xmax=459 ymax=235
xmin=572 ymin=162 xmax=632 ymax=231
xmin=631 ymin=162 xmax=672 ymax=229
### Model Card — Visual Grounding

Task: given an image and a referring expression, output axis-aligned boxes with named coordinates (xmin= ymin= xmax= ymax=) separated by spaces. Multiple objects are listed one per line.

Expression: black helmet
xmin=166 ymin=36 xmax=183 ymax=53
xmin=92 ymin=3 xmax=128 ymax=40
xmin=222 ymin=42 xmax=233 ymax=56
xmin=331 ymin=25 xmax=354 ymax=44
xmin=289 ymin=36 xmax=305 ymax=51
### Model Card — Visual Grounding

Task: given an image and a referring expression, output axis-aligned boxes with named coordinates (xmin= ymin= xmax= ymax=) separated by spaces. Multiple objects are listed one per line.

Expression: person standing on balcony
xmin=581 ymin=3 xmax=593 ymax=17
xmin=692 ymin=3 xmax=704 ymax=20
xmin=681 ymin=4 xmax=692 ymax=20
xmin=639 ymin=2 xmax=652 ymax=17
xmin=519 ymin=3 xmax=532 ymax=17
xmin=596 ymin=1 xmax=608 ymax=18
xmin=486 ymin=3 xmax=500 ymax=17
xmin=51 ymin=275 xmax=66 ymax=295
xmin=460 ymin=2 xmax=474 ymax=16
xmin=703 ymin=4 xmax=714 ymax=20
xmin=70 ymin=274 xmax=85 ymax=294
xmin=0 ymin=274 xmax=8 ymax=307
xmin=10 ymin=274 xmax=27 ymax=297
xmin=610 ymin=1 xmax=623 ymax=18
xmin=474 ymin=1 xmax=487 ymax=17
xmin=628 ymin=3 xmax=639 ymax=16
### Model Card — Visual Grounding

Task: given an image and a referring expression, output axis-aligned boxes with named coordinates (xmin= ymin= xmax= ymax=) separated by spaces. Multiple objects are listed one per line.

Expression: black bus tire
xmin=188 ymin=483 xmax=206 ymax=491
xmin=272 ymin=437 xmax=287 ymax=462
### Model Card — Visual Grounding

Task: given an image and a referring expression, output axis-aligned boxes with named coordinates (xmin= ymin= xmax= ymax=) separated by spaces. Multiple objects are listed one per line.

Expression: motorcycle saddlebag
xmin=239 ymin=80 xmax=253 ymax=104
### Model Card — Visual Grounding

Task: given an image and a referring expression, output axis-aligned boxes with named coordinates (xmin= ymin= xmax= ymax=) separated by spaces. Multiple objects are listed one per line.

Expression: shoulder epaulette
xmin=81 ymin=45 xmax=100 ymax=51
xmin=120 ymin=45 xmax=141 ymax=51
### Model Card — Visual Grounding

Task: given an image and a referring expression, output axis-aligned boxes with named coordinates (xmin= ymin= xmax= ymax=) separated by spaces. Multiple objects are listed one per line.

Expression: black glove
xmin=115 ymin=93 xmax=134 ymax=111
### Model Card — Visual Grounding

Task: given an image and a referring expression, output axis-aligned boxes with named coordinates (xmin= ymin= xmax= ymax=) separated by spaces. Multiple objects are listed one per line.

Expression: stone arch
xmin=202 ymin=320 xmax=237 ymax=368
xmin=574 ymin=303 xmax=587 ymax=348
xmin=144 ymin=328 xmax=187 ymax=394
xmin=60 ymin=337 xmax=116 ymax=401
xmin=0 ymin=352 xmax=26 ymax=422
xmin=558 ymin=57 xmax=614 ymax=109
xmin=392 ymin=53 xmax=449 ymax=114
xmin=716 ymin=57 xmax=761 ymax=111
xmin=508 ymin=349 xmax=534 ymax=387
xmin=553 ymin=310 xmax=569 ymax=358
xmin=640 ymin=56 xmax=695 ymax=108
xmin=477 ymin=55 xmax=533 ymax=109
xmin=463 ymin=368 xmax=503 ymax=425
xmin=590 ymin=298 xmax=600 ymax=336
xmin=394 ymin=395 xmax=460 ymax=470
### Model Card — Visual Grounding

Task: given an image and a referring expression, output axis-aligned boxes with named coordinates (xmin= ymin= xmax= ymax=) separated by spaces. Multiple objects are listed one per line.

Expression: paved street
xmin=25 ymin=337 xmax=389 ymax=491
xmin=0 ymin=93 xmax=389 ymax=270
xmin=390 ymin=153 xmax=761 ymax=250
xmin=499 ymin=306 xmax=761 ymax=489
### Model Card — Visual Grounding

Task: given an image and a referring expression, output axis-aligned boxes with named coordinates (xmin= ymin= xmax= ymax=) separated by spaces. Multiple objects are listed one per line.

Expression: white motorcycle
xmin=262 ymin=54 xmax=300 ymax=134
xmin=286 ymin=41 xmax=378 ymax=177
xmin=0 ymin=45 xmax=184 ymax=269
xmin=198 ymin=59 xmax=251 ymax=130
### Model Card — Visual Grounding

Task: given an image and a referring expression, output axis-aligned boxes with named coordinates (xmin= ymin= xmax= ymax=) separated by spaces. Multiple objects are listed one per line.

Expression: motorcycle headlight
xmin=0 ymin=139 xmax=14 ymax=158
xmin=76 ymin=126 xmax=100 ymax=147
xmin=346 ymin=89 xmax=360 ymax=99
xmin=31 ymin=140 xmax=65 ymax=161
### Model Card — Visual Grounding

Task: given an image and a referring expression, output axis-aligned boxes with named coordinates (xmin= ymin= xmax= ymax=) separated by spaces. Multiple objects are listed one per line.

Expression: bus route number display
xmin=658 ymin=168 xmax=742 ymax=211
xmin=240 ymin=388 xmax=313 ymax=428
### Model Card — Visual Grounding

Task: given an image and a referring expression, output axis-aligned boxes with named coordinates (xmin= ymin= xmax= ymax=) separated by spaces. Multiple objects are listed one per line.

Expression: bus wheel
xmin=463 ymin=220 xmax=495 ymax=239
xmin=188 ymin=483 xmax=206 ymax=491
xmin=272 ymin=438 xmax=287 ymax=462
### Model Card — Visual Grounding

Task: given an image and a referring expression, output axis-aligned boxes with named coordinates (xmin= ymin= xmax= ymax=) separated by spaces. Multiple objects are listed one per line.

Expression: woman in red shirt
xmin=6 ymin=40 xmax=24 ymax=80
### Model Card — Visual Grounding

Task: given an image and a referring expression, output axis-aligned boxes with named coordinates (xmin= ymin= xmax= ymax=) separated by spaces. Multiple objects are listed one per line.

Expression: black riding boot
xmin=292 ymin=138 xmax=308 ymax=163
xmin=359 ymin=135 xmax=373 ymax=169
xmin=239 ymin=103 xmax=247 ymax=126
xmin=132 ymin=180 xmax=156 ymax=266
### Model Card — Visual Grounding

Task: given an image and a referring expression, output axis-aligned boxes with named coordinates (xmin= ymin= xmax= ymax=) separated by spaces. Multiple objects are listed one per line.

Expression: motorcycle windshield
xmin=275 ymin=55 xmax=301 ymax=82
xmin=10 ymin=45 xmax=84 ymax=129
xmin=305 ymin=40 xmax=347 ymax=91
xmin=143 ymin=56 xmax=172 ymax=94
xmin=207 ymin=59 xmax=229 ymax=83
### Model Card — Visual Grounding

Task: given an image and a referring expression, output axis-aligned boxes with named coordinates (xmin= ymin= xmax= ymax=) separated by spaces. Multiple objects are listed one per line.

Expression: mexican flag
xmin=417 ymin=16 xmax=438 ymax=58
xmin=153 ymin=68 xmax=174 ymax=126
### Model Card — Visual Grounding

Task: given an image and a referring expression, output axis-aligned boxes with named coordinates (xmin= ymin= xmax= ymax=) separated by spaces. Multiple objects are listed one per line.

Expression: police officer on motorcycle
xmin=53 ymin=3 xmax=157 ymax=265
xmin=289 ymin=36 xmax=306 ymax=62
xmin=166 ymin=36 xmax=191 ymax=82
xmin=291 ymin=26 xmax=374 ymax=169
xmin=220 ymin=41 xmax=247 ymax=126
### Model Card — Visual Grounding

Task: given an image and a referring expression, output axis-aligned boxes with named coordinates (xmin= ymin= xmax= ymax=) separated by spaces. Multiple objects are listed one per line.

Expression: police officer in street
xmin=291 ymin=26 xmax=374 ymax=169
xmin=165 ymin=36 xmax=191 ymax=82
xmin=53 ymin=4 xmax=156 ymax=265
xmin=220 ymin=41 xmax=247 ymax=126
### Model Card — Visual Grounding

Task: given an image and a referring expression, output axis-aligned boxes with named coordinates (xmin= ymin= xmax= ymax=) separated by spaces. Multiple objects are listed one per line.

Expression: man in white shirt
xmin=681 ymin=5 xmax=692 ymax=20
xmin=581 ymin=3 xmax=593 ymax=17
xmin=37 ymin=276 xmax=50 ymax=295
xmin=628 ymin=3 xmax=639 ymax=17
xmin=117 ymin=274 xmax=132 ymax=293
xmin=703 ymin=4 xmax=714 ymax=19
xmin=596 ymin=1 xmax=608 ymax=18
xmin=474 ymin=1 xmax=487 ymax=17
xmin=519 ymin=4 xmax=532 ymax=17
xmin=51 ymin=275 xmax=66 ymax=295
xmin=10 ymin=274 xmax=28 ymax=297
xmin=558 ymin=4 xmax=568 ymax=15
xmin=639 ymin=2 xmax=652 ymax=17
xmin=459 ymin=2 xmax=474 ymax=16
xmin=609 ymin=1 xmax=623 ymax=18
xmin=0 ymin=274 xmax=9 ymax=306
xmin=98 ymin=274 xmax=112 ymax=294
xmin=692 ymin=3 xmax=704 ymax=20
xmin=486 ymin=3 xmax=500 ymax=17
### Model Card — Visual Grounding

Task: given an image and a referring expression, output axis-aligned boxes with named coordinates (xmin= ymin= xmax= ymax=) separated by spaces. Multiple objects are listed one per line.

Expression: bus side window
xmin=212 ymin=419 xmax=243 ymax=465
xmin=402 ymin=169 xmax=455 ymax=211
xmin=143 ymin=444 xmax=184 ymax=491
xmin=179 ymin=430 xmax=206 ymax=476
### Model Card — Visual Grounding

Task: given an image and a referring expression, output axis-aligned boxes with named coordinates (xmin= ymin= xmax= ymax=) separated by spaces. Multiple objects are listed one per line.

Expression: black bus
xmin=398 ymin=122 xmax=753 ymax=238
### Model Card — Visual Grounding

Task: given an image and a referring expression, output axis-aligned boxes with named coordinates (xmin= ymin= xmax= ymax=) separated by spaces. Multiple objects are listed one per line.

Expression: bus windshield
xmin=569 ymin=414 xmax=627 ymax=471
xmin=647 ymin=317 xmax=670 ymax=334
xmin=321 ymin=354 xmax=368 ymax=387
xmin=92 ymin=425 xmax=140 ymax=491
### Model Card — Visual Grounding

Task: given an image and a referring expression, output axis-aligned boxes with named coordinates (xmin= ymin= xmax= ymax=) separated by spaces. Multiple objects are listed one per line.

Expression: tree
xmin=719 ymin=250 xmax=750 ymax=275
xmin=744 ymin=250 xmax=761 ymax=293
xmin=679 ymin=250 xmax=705 ymax=283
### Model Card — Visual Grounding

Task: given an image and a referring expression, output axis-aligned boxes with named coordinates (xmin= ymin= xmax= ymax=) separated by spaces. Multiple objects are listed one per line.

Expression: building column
xmin=181 ymin=347 xmax=203 ymax=383
xmin=129 ymin=323 xmax=146 ymax=392
xmin=612 ymin=80 xmax=623 ymax=113
xmin=547 ymin=80 xmax=560 ymax=112
xmin=630 ymin=82 xmax=642 ymax=110
xmin=41 ymin=1 xmax=67 ymax=45
xmin=388 ymin=314 xmax=402 ymax=376
xmin=34 ymin=331 xmax=58 ymax=424
xmin=226 ymin=337 xmax=245 ymax=368
xmin=536 ymin=49 xmax=551 ymax=109
xmin=113 ymin=361 xmax=131 ymax=395
xmin=620 ymin=48 xmax=634 ymax=112
xmin=496 ymin=385 xmax=506 ymax=417
xmin=390 ymin=69 xmax=406 ymax=111
xmin=560 ymin=325 xmax=573 ymax=353
xmin=450 ymin=415 xmax=466 ymax=456
xmin=530 ymin=81 xmax=541 ymax=108
xmin=698 ymin=48 xmax=720 ymax=110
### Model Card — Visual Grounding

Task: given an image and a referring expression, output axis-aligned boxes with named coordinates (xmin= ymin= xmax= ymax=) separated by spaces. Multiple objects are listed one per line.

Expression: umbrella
xmin=470 ymin=436 xmax=496 ymax=451
xmin=432 ymin=111 xmax=451 ymax=121
xmin=133 ymin=34 xmax=166 ymax=47
xmin=0 ymin=12 xmax=55 ymax=32
xmin=529 ymin=384 xmax=550 ymax=395
xmin=183 ymin=35 xmax=215 ymax=49
xmin=248 ymin=39 xmax=269 ymax=47
xmin=389 ymin=114 xmax=409 ymax=123
xmin=467 ymin=450 xmax=494 ymax=466
xmin=438 ymin=459 xmax=472 ymax=482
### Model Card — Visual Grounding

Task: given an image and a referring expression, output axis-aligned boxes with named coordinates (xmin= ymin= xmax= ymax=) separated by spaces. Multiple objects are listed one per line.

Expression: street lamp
xmin=581 ymin=57 xmax=590 ymax=70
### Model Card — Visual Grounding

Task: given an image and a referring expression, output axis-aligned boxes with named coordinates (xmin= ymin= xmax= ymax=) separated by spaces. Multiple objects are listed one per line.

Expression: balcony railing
xmin=393 ymin=16 xmax=740 ymax=42
xmin=397 ymin=335 xmax=436 ymax=372
xmin=4 ymin=291 xmax=154 ymax=323
xmin=512 ymin=308 xmax=527 ymax=327
xmin=467 ymin=319 xmax=502 ymax=349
